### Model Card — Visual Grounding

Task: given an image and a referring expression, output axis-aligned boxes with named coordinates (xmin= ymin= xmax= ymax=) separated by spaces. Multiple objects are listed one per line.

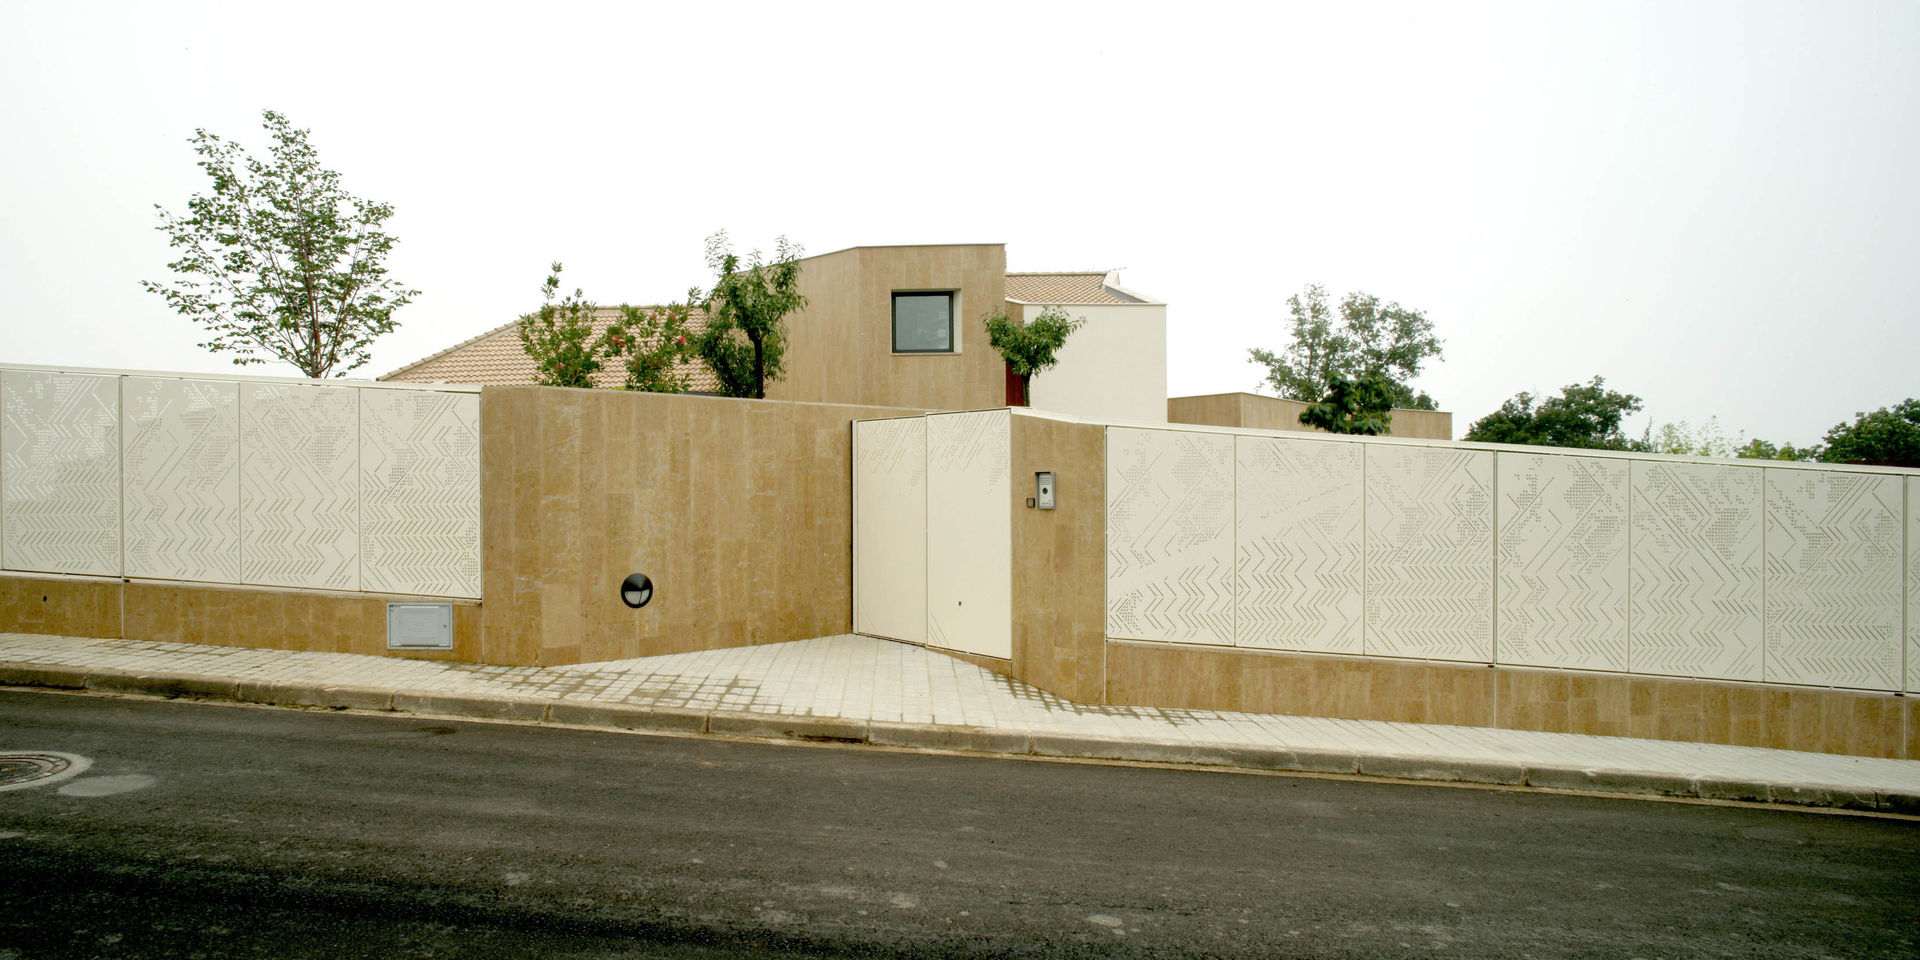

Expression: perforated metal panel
xmin=123 ymin=377 xmax=241 ymax=583
xmin=925 ymin=410 xmax=1011 ymax=659
xmin=1235 ymin=435 xmax=1363 ymax=654
xmin=240 ymin=382 xmax=359 ymax=591
xmin=1495 ymin=452 xmax=1628 ymax=671
xmin=1763 ymin=469 xmax=1903 ymax=690
xmin=1106 ymin=428 xmax=1235 ymax=646
xmin=1 ymin=370 xmax=121 ymax=576
xmin=359 ymin=389 xmax=481 ymax=598
xmin=1363 ymin=444 xmax=1493 ymax=662
xmin=1627 ymin=460 xmax=1763 ymax=681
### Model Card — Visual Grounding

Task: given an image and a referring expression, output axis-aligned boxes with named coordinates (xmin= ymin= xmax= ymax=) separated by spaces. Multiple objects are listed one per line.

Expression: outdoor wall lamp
xmin=620 ymin=573 xmax=654 ymax=609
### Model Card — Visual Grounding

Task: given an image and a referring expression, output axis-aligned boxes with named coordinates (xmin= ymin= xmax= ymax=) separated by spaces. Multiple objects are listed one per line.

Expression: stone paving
xmin=4 ymin=631 xmax=1919 ymax=803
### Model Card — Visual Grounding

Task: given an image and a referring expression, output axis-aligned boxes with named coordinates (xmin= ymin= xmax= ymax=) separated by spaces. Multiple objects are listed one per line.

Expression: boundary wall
xmin=853 ymin=409 xmax=1920 ymax=758
xmin=4 ymin=365 xmax=917 ymax=667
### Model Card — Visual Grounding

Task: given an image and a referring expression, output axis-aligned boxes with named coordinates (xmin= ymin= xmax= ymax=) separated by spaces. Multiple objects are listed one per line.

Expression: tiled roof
xmin=1004 ymin=272 xmax=1139 ymax=304
xmin=380 ymin=307 xmax=720 ymax=392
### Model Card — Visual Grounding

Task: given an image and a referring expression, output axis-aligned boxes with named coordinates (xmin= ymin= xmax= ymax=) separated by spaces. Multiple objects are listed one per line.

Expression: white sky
xmin=3 ymin=0 xmax=1915 ymax=444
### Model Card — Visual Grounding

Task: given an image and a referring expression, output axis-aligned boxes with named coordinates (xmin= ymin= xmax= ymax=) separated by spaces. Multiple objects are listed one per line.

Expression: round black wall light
xmin=620 ymin=573 xmax=654 ymax=609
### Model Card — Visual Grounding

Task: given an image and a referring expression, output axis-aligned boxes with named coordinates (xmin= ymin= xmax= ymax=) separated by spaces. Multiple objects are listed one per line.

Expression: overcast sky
xmin=3 ymin=1 xmax=1915 ymax=444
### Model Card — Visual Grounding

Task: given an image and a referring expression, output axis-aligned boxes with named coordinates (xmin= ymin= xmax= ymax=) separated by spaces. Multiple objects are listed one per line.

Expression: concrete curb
xmin=3 ymin=659 xmax=1915 ymax=815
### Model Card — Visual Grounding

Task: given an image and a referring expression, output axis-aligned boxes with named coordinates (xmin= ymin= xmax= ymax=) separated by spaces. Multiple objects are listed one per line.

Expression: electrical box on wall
xmin=387 ymin=602 xmax=454 ymax=650
xmin=1035 ymin=471 xmax=1055 ymax=510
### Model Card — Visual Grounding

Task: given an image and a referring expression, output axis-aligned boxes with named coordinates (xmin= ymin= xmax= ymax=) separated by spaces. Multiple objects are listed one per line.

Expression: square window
xmin=892 ymin=292 xmax=954 ymax=353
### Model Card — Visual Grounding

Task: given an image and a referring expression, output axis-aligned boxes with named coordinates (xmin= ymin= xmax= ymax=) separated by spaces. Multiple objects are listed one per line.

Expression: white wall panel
xmin=925 ymin=410 xmax=1011 ymax=658
xmin=853 ymin=417 xmax=927 ymax=644
xmin=122 ymin=377 xmax=240 ymax=583
xmin=1628 ymin=461 xmax=1763 ymax=681
xmin=0 ymin=371 xmax=121 ymax=576
xmin=240 ymin=382 xmax=359 ymax=591
xmin=1235 ymin=435 xmax=1362 ymax=653
xmin=1106 ymin=428 xmax=1235 ymax=645
xmin=1363 ymin=445 xmax=1493 ymax=662
xmin=359 ymin=389 xmax=481 ymax=598
xmin=1495 ymin=453 xmax=1628 ymax=671
xmin=1909 ymin=477 xmax=1918 ymax=695
xmin=1764 ymin=469 xmax=1903 ymax=690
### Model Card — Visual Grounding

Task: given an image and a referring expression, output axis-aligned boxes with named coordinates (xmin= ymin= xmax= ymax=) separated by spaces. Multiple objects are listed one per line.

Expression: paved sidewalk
xmin=4 ymin=631 xmax=1917 ymax=813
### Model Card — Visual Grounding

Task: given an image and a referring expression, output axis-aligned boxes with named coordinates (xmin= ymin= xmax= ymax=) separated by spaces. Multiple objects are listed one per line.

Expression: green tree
xmin=982 ymin=304 xmax=1083 ymax=405
xmin=517 ymin=264 xmax=603 ymax=389
xmin=1298 ymin=372 xmax=1395 ymax=435
xmin=1735 ymin=438 xmax=1821 ymax=462
xmin=692 ymin=232 xmax=807 ymax=399
xmin=1816 ymin=398 xmax=1920 ymax=466
xmin=143 ymin=110 xmax=417 ymax=378
xmin=1463 ymin=376 xmax=1643 ymax=449
xmin=1249 ymin=284 xmax=1443 ymax=411
xmin=600 ymin=301 xmax=696 ymax=393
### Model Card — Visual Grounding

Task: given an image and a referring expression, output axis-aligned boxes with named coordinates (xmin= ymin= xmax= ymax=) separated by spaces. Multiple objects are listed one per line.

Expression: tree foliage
xmin=692 ymin=232 xmax=807 ymax=399
xmin=983 ymin=304 xmax=1083 ymax=405
xmin=1249 ymin=284 xmax=1443 ymax=411
xmin=1735 ymin=438 xmax=1820 ymax=462
xmin=1464 ymin=376 xmax=1644 ymax=449
xmin=1815 ymin=398 xmax=1920 ymax=466
xmin=1298 ymin=372 xmax=1395 ymax=435
xmin=601 ymin=302 xmax=695 ymax=393
xmin=517 ymin=264 xmax=604 ymax=389
xmin=143 ymin=110 xmax=417 ymax=378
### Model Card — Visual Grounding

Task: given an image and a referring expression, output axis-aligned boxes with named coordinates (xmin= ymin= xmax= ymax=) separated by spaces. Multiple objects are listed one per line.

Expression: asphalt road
xmin=1 ymin=688 xmax=1915 ymax=960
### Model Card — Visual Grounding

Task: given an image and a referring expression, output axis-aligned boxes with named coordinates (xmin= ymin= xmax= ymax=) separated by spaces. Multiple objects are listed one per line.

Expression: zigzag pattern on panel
xmin=1363 ymin=445 xmax=1493 ymax=662
xmin=1628 ymin=461 xmax=1763 ymax=681
xmin=1764 ymin=469 xmax=1902 ymax=691
xmin=852 ymin=417 xmax=926 ymax=643
xmin=0 ymin=371 xmax=121 ymax=576
xmin=359 ymin=390 xmax=481 ymax=598
xmin=924 ymin=410 xmax=1009 ymax=658
xmin=123 ymin=378 xmax=240 ymax=583
xmin=1909 ymin=477 xmax=1918 ymax=695
xmin=241 ymin=383 xmax=358 ymax=591
xmin=1495 ymin=453 xmax=1628 ymax=671
xmin=1107 ymin=428 xmax=1234 ymax=645
xmin=1235 ymin=436 xmax=1363 ymax=654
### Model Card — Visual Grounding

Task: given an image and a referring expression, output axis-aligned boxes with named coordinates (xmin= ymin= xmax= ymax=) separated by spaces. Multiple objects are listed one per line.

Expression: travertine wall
xmin=772 ymin=245 xmax=1008 ymax=412
xmin=1169 ymin=392 xmax=1453 ymax=441
xmin=481 ymin=386 xmax=921 ymax=666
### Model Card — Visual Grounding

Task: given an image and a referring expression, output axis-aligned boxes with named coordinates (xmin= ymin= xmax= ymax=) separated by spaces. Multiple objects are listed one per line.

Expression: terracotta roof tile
xmin=1004 ymin=272 xmax=1137 ymax=304
xmin=381 ymin=308 xmax=720 ymax=392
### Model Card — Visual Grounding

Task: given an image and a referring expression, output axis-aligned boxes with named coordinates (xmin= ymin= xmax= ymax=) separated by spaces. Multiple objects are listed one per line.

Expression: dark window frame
xmin=891 ymin=291 xmax=957 ymax=354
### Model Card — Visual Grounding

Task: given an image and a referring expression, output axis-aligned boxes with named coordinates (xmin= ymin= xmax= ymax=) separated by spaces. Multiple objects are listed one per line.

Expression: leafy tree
xmin=600 ymin=302 xmax=696 ymax=393
xmin=517 ymin=264 xmax=603 ymax=389
xmin=143 ymin=110 xmax=417 ymax=378
xmin=1639 ymin=417 xmax=1741 ymax=458
xmin=1249 ymin=284 xmax=1443 ymax=411
xmin=1298 ymin=372 xmax=1395 ymax=435
xmin=1736 ymin=438 xmax=1820 ymax=462
xmin=1816 ymin=398 xmax=1920 ymax=466
xmin=1463 ymin=376 xmax=1643 ymax=449
xmin=982 ymin=304 xmax=1083 ymax=405
xmin=692 ymin=232 xmax=807 ymax=399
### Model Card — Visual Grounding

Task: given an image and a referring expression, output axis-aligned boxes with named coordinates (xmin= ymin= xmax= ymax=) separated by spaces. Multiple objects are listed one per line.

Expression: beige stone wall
xmin=1008 ymin=414 xmax=1107 ymax=703
xmin=772 ymin=245 xmax=1008 ymax=412
xmin=1169 ymin=392 xmax=1453 ymax=440
xmin=1103 ymin=640 xmax=1915 ymax=760
xmin=0 ymin=574 xmax=480 ymax=661
xmin=480 ymin=385 xmax=923 ymax=666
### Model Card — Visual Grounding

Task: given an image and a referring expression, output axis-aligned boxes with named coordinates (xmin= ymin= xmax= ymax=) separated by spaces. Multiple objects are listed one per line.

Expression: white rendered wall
xmin=1102 ymin=424 xmax=1917 ymax=693
xmin=1024 ymin=303 xmax=1167 ymax=423
xmin=852 ymin=417 xmax=927 ymax=644
xmin=0 ymin=365 xmax=480 ymax=599
xmin=924 ymin=410 xmax=1011 ymax=659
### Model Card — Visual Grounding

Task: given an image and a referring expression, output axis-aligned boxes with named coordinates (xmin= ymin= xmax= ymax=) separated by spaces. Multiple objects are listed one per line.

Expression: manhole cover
xmin=0 ymin=752 xmax=91 ymax=792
